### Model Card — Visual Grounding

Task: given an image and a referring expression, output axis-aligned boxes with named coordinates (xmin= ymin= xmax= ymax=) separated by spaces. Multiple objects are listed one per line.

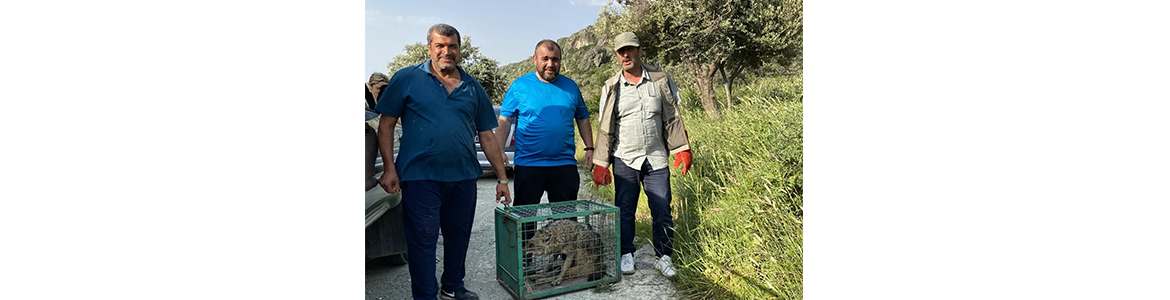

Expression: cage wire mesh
xmin=496 ymin=200 xmax=620 ymax=299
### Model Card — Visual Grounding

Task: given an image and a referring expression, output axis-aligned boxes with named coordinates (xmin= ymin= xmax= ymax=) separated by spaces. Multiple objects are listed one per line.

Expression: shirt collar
xmin=619 ymin=66 xmax=652 ymax=86
xmin=420 ymin=59 xmax=468 ymax=79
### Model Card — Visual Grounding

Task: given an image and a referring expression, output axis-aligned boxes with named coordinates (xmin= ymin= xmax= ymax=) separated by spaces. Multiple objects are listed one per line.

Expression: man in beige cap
xmin=591 ymin=32 xmax=693 ymax=278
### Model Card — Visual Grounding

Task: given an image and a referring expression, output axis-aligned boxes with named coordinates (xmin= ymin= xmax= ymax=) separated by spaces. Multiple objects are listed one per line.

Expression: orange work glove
xmin=672 ymin=150 xmax=693 ymax=175
xmin=592 ymin=165 xmax=612 ymax=186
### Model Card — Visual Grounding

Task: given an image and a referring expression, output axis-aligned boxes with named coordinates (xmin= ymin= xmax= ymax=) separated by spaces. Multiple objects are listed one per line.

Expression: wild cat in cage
xmin=526 ymin=219 xmax=606 ymax=286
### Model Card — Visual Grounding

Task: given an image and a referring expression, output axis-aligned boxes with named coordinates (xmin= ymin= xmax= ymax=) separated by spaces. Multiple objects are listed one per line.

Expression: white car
xmin=366 ymin=85 xmax=406 ymax=265
xmin=365 ymin=173 xmax=407 ymax=265
xmin=475 ymin=106 xmax=516 ymax=173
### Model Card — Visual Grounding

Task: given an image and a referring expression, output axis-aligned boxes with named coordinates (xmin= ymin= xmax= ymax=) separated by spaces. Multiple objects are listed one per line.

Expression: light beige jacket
xmin=592 ymin=64 xmax=691 ymax=169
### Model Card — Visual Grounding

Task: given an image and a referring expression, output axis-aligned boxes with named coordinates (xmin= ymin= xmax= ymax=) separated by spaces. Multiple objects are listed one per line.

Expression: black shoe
xmin=439 ymin=287 xmax=479 ymax=300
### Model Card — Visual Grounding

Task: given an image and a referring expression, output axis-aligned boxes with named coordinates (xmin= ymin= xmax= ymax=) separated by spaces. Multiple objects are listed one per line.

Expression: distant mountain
xmin=499 ymin=25 xmax=618 ymax=108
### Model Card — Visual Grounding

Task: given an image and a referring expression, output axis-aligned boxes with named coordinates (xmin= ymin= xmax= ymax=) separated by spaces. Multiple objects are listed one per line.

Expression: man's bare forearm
xmin=378 ymin=114 xmax=399 ymax=174
xmin=576 ymin=118 xmax=594 ymax=148
xmin=479 ymin=131 xmax=508 ymax=179
xmin=495 ymin=116 xmax=512 ymax=154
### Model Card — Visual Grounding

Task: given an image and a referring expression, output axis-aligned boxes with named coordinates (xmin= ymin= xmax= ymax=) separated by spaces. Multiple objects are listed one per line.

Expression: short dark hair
xmin=427 ymin=23 xmax=461 ymax=46
xmin=368 ymin=72 xmax=388 ymax=86
xmin=534 ymin=39 xmax=562 ymax=54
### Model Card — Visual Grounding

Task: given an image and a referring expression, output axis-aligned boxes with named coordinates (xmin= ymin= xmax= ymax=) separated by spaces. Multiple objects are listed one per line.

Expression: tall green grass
xmin=672 ymin=75 xmax=802 ymax=299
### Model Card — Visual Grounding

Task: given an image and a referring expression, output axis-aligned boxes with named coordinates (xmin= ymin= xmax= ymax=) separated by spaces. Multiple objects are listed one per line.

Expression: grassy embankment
xmin=574 ymin=74 xmax=803 ymax=299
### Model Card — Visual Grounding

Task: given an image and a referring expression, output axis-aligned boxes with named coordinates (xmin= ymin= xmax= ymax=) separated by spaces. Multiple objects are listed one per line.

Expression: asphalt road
xmin=365 ymin=171 xmax=678 ymax=300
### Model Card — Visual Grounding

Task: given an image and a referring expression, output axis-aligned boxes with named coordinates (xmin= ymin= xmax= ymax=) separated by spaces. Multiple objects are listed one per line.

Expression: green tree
xmin=597 ymin=0 xmax=803 ymax=116
xmin=385 ymin=43 xmax=428 ymax=74
xmin=384 ymin=36 xmax=508 ymax=104
xmin=720 ymin=0 xmax=802 ymax=108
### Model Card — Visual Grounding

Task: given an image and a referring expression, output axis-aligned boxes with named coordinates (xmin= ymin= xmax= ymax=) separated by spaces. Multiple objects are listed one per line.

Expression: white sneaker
xmin=655 ymin=255 xmax=676 ymax=278
xmin=621 ymin=253 xmax=635 ymax=275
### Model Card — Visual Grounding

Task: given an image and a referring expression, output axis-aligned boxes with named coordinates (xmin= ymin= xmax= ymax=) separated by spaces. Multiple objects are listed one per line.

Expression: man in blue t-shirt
xmin=375 ymin=23 xmax=510 ymax=300
xmin=494 ymin=39 xmax=594 ymax=208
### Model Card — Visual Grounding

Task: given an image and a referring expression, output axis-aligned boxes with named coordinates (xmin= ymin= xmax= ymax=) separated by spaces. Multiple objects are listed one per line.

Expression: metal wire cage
xmin=495 ymin=200 xmax=621 ymax=299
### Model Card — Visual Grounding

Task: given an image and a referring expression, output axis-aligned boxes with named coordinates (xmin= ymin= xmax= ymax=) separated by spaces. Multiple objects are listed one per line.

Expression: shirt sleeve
xmin=374 ymin=69 xmax=410 ymax=117
xmin=474 ymin=82 xmax=499 ymax=132
xmin=500 ymin=80 xmax=520 ymax=119
xmin=573 ymin=84 xmax=589 ymax=120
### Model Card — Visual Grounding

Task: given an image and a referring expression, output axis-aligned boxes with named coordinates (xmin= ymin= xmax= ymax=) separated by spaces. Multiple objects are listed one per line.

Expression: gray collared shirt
xmin=599 ymin=67 xmax=681 ymax=171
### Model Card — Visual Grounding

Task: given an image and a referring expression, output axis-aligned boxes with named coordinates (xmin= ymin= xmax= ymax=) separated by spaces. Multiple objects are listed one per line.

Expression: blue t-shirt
xmin=500 ymin=72 xmax=590 ymax=167
xmin=375 ymin=60 xmax=498 ymax=182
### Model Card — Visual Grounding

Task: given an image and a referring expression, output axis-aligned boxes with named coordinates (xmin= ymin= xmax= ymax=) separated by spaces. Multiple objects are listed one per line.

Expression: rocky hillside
xmin=499 ymin=25 xmax=618 ymax=112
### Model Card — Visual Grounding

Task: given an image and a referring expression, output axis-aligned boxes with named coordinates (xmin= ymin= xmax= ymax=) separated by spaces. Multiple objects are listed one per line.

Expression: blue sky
xmin=366 ymin=0 xmax=610 ymax=80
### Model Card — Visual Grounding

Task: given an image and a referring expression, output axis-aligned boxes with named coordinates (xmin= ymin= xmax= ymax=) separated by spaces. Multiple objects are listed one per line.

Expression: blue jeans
xmin=612 ymin=159 xmax=674 ymax=257
xmin=400 ymin=179 xmax=477 ymax=300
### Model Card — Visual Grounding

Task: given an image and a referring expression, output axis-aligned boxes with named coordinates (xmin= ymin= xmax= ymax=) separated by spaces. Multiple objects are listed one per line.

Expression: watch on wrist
xmin=498 ymin=179 xmax=509 ymax=184
xmin=583 ymin=147 xmax=595 ymax=151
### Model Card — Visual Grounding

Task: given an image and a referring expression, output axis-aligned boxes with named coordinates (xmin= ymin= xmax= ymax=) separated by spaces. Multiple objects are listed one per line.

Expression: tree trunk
xmin=727 ymin=66 xmax=743 ymax=108
xmin=689 ymin=61 xmax=720 ymax=117
xmin=719 ymin=67 xmax=731 ymax=109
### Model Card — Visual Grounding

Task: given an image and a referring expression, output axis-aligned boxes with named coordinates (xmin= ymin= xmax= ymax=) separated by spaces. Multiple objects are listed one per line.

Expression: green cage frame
xmin=495 ymin=200 xmax=622 ymax=300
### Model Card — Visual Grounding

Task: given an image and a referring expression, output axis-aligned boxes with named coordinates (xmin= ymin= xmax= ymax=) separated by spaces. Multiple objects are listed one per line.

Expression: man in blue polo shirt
xmin=375 ymin=23 xmax=510 ymax=300
xmin=494 ymin=39 xmax=593 ymax=208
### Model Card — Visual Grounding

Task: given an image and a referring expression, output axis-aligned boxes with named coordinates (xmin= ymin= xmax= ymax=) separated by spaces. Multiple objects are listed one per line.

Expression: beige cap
xmin=613 ymin=32 xmax=640 ymax=51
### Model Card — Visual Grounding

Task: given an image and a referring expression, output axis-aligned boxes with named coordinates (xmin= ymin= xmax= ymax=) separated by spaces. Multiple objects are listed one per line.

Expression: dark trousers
xmin=400 ymin=179 xmax=477 ymax=300
xmin=514 ymin=164 xmax=579 ymax=241
xmin=612 ymin=159 xmax=674 ymax=257
xmin=513 ymin=164 xmax=580 ymax=206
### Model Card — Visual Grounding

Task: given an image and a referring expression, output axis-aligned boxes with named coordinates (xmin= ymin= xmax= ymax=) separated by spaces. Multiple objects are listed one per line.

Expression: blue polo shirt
xmin=500 ymin=72 xmax=589 ymax=167
xmin=375 ymin=60 xmax=498 ymax=182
